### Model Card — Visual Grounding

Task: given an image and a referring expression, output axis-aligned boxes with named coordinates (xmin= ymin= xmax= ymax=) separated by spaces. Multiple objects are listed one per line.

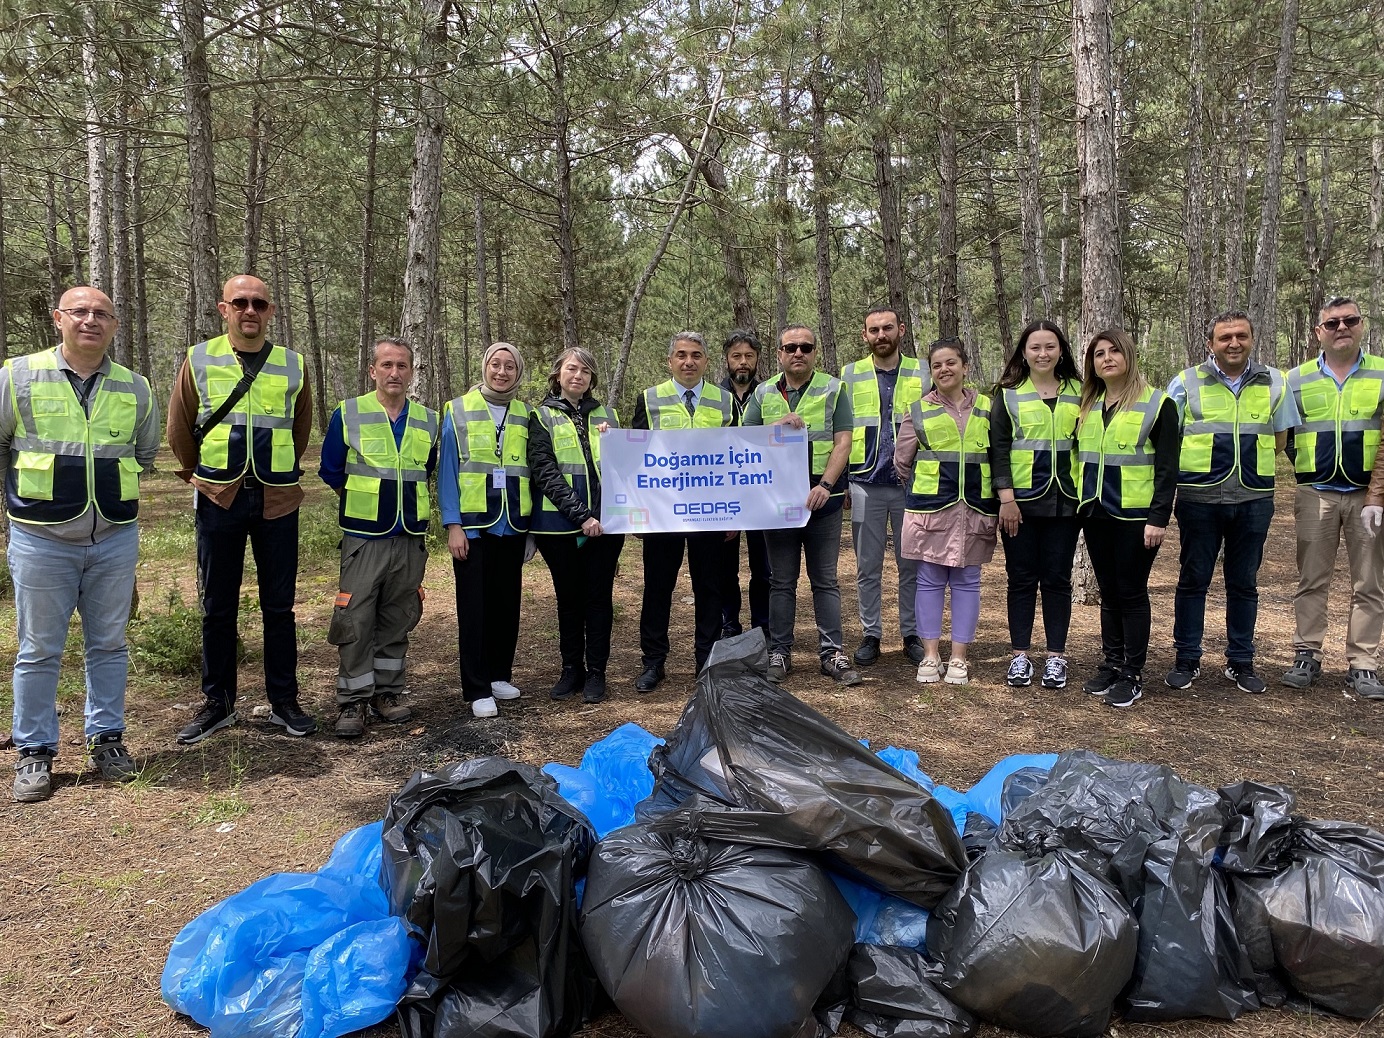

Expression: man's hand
xmin=773 ymin=413 xmax=805 ymax=429
xmin=447 ymin=524 xmax=469 ymax=560
xmin=581 ymin=516 xmax=603 ymax=537
xmin=806 ymin=484 xmax=831 ymax=511
xmin=1144 ymin=524 xmax=1166 ymax=549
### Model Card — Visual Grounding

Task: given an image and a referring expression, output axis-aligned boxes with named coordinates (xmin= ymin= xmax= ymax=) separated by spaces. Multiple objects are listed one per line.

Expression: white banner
xmin=600 ymin=425 xmax=811 ymax=534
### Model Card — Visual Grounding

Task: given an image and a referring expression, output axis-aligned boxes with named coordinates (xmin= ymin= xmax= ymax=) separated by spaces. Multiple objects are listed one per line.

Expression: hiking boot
xmin=1164 ymin=659 xmax=1201 ymax=690
xmin=88 ymin=732 xmax=137 ymax=781
xmin=903 ymin=635 xmax=926 ymax=664
xmin=1225 ymin=662 xmax=1267 ymax=695
xmin=371 ymin=691 xmax=412 ymax=723
xmin=1346 ymin=668 xmax=1384 ymax=699
xmin=1006 ymin=654 xmax=1034 ymax=687
xmin=550 ymin=666 xmax=584 ymax=701
xmin=1104 ymin=677 xmax=1143 ymax=709
xmin=1082 ymin=664 xmax=1120 ymax=696
xmin=1041 ymin=656 xmax=1069 ymax=689
xmin=583 ymin=672 xmax=607 ymax=704
xmin=820 ymin=651 xmax=862 ymax=685
xmin=269 ymin=700 xmax=318 ymax=737
xmin=944 ymin=659 xmax=970 ymax=685
xmin=916 ymin=658 xmax=943 ymax=684
xmin=1281 ymin=651 xmax=1321 ymax=689
xmin=13 ymin=749 xmax=55 ymax=803
xmin=853 ymin=636 xmax=881 ymax=666
xmin=490 ymin=681 xmax=522 ymax=701
xmin=471 ymin=696 xmax=498 ymax=718
xmin=335 ymin=701 xmax=368 ymax=739
xmin=176 ymin=700 xmax=237 ymax=745
xmin=767 ymin=651 xmax=791 ymax=683
xmin=635 ymin=664 xmax=665 ymax=693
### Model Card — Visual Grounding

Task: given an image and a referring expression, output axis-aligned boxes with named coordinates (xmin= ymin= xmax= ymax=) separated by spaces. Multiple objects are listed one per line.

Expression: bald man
xmin=3 ymin=287 xmax=160 ymax=802
xmin=167 ymin=275 xmax=317 ymax=743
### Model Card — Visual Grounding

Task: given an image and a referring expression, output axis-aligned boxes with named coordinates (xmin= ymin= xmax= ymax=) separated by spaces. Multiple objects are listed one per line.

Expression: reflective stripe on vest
xmin=644 ymin=379 xmax=733 ymax=429
xmin=844 ymin=355 xmax=929 ymax=474
xmin=531 ymin=403 xmax=619 ymax=534
xmin=903 ymin=395 xmax=997 ymax=515
xmin=4 ymin=351 xmax=149 ymax=526
xmin=1287 ymin=356 xmax=1384 ymax=487
xmin=339 ymin=394 xmax=438 ymax=536
xmin=1177 ymin=365 xmax=1283 ymax=491
xmin=1002 ymin=378 xmax=1081 ymax=500
xmin=755 ymin=371 xmax=845 ymax=494
xmin=445 ymin=391 xmax=532 ymax=532
xmin=1076 ymin=386 xmax=1164 ymax=520
xmin=190 ymin=335 xmax=304 ymax=486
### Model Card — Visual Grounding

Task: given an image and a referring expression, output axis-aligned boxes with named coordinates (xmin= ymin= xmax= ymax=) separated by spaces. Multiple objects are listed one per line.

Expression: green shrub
xmin=130 ymin=590 xmax=203 ymax=675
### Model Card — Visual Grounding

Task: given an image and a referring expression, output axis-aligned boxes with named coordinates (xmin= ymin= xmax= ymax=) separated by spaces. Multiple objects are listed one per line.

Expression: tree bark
xmin=1295 ymin=143 xmax=1332 ymax=325
xmin=808 ymin=35 xmax=838 ymax=372
xmin=550 ymin=20 xmax=580 ymax=355
xmin=1224 ymin=94 xmax=1252 ymax=308
xmin=0 ymin=167 xmax=7 ymax=360
xmin=1183 ymin=0 xmax=1209 ymax=364
xmin=131 ymin=146 xmax=152 ymax=381
xmin=357 ymin=53 xmax=380 ymax=393
xmin=983 ymin=163 xmax=1013 ymax=356
xmin=271 ymin=216 xmax=293 ymax=347
xmin=299 ymin=232 xmax=329 ymax=433
xmin=63 ymin=178 xmax=85 ymax=286
xmin=180 ymin=0 xmax=221 ymax=342
xmin=1015 ymin=60 xmax=1051 ymax=323
xmin=494 ymin=229 xmax=508 ymax=341
xmin=474 ymin=194 xmax=492 ymax=350
xmin=83 ymin=15 xmax=111 ymax=292
xmin=693 ymin=137 xmax=757 ymax=335
xmin=1073 ymin=0 xmax=1122 ymax=341
xmin=773 ymin=73 xmax=791 ymax=356
xmin=1371 ymin=95 xmax=1383 ymax=355
xmin=937 ymin=115 xmax=960 ymax=340
xmin=110 ymin=128 xmax=133 ymax=368
xmin=43 ymin=173 xmax=64 ymax=321
xmin=243 ymin=102 xmax=270 ymax=274
xmin=866 ymin=54 xmax=911 ymax=355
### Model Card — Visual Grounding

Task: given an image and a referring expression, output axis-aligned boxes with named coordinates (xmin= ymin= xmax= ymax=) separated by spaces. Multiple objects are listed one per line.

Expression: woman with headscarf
xmin=439 ymin=341 xmax=532 ymax=719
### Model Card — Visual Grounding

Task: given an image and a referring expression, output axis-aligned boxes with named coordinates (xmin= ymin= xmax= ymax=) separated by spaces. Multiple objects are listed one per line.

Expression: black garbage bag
xmin=640 ymin=630 xmax=966 ymax=908
xmin=381 ymin=757 xmax=599 ymax=1038
xmin=995 ymin=751 xmax=1258 ymax=1021
xmin=843 ymin=944 xmax=976 ymax=1038
xmin=579 ymin=805 xmax=855 ymax=1038
xmin=926 ymin=849 xmax=1137 ymax=1038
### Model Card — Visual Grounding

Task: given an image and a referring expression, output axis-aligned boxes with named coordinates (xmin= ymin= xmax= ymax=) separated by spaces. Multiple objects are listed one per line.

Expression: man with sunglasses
xmin=742 ymin=325 xmax=861 ymax=686
xmin=2 ymin=287 xmax=160 ymax=802
xmin=1283 ymin=297 xmax=1384 ymax=698
xmin=167 ymin=275 xmax=317 ymax=742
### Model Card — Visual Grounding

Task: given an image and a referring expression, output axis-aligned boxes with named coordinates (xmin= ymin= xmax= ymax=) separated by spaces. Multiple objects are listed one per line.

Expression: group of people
xmin=5 ymin=277 xmax=1383 ymax=803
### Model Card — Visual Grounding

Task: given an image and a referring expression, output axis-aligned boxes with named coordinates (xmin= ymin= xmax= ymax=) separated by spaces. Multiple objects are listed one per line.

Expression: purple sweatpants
xmin=915 ymin=562 xmax=982 ymax=643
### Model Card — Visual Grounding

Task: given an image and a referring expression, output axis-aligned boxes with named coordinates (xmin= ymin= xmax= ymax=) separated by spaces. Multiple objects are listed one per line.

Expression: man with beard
xmin=716 ymin=328 xmax=770 ymax=639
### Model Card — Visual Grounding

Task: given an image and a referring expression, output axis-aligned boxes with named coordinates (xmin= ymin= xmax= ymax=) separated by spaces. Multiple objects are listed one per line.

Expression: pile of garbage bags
xmin=163 ymin=632 xmax=1384 ymax=1038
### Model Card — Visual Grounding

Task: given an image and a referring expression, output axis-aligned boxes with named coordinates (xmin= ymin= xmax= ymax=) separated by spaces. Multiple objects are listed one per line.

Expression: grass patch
xmin=130 ymin=591 xmax=203 ymax=676
xmin=192 ymin=791 xmax=251 ymax=825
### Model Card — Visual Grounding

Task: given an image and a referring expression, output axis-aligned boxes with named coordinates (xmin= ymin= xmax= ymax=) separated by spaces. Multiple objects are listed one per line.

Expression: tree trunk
xmin=695 ymin=140 xmax=757 ymax=335
xmin=1015 ymin=60 xmax=1051 ymax=324
xmin=937 ymin=115 xmax=960 ymax=340
xmin=299 ymin=233 xmax=329 ymax=433
xmin=63 ymin=177 xmax=85 ymax=286
xmin=807 ymin=36 xmax=838 ymax=371
xmin=271 ymin=216 xmax=293 ymax=347
xmin=83 ymin=16 xmax=111 ymax=291
xmin=1296 ymin=143 xmax=1332 ymax=324
xmin=1224 ymin=94 xmax=1252 ymax=308
xmin=243 ymin=102 xmax=270 ymax=274
xmin=494 ymin=229 xmax=508 ymax=341
xmin=461 ymin=276 xmax=472 ymax=388
xmin=1371 ymin=95 xmax=1383 ymax=355
xmin=1183 ymin=0 xmax=1209 ymax=364
xmin=1058 ymin=185 xmax=1071 ymax=325
xmin=1246 ymin=0 xmax=1299 ymax=360
xmin=110 ymin=128 xmax=133 ymax=368
xmin=0 ymin=167 xmax=7 ymax=360
xmin=867 ymin=54 xmax=911 ymax=354
xmin=551 ymin=32 xmax=580 ymax=355
xmin=131 ymin=146 xmax=152 ymax=380
xmin=1073 ymin=0 xmax=1122 ymax=341
xmin=474 ymin=195 xmax=492 ymax=350
xmin=355 ymin=35 xmax=382 ymax=393
xmin=43 ymin=173 xmax=64 ymax=321
xmin=983 ymin=164 xmax=1013 ymax=355
xmin=773 ymin=72 xmax=791 ymax=357
xmin=180 ymin=0 xmax=221 ymax=342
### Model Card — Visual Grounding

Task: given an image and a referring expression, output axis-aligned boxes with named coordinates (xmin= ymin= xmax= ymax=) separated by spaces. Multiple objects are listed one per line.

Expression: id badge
xmin=492 ymin=467 xmax=507 ymax=489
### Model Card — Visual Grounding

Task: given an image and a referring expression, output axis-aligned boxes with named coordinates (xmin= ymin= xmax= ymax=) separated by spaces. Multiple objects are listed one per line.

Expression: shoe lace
xmin=1007 ymin=656 xmax=1029 ymax=676
xmin=769 ymin=651 xmax=787 ymax=668
xmin=1043 ymin=657 xmax=1065 ymax=675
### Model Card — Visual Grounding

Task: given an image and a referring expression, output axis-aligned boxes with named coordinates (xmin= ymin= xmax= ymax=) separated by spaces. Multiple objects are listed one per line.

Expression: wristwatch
xmin=819 ymin=478 xmax=835 ymax=492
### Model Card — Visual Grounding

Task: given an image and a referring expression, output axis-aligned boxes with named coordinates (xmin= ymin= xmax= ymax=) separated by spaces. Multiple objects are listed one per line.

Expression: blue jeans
xmin=1172 ymin=496 xmax=1275 ymax=664
xmin=9 ymin=522 xmax=139 ymax=754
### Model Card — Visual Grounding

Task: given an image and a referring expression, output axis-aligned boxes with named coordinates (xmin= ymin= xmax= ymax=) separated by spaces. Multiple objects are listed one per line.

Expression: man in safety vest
xmin=743 ymin=324 xmax=860 ymax=686
xmin=1283 ymin=296 xmax=1384 ymax=697
xmin=716 ymin=328 xmax=770 ymax=640
xmin=2 ymin=287 xmax=160 ymax=802
xmin=319 ymin=338 xmax=438 ymax=737
xmin=843 ymin=305 xmax=929 ymax=667
xmin=167 ymin=274 xmax=317 ymax=743
xmin=631 ymin=331 xmax=733 ymax=691
xmin=1164 ymin=310 xmax=1297 ymax=696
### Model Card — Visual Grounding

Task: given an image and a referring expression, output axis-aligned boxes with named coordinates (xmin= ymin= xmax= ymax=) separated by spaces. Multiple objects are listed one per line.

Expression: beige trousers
xmin=1292 ymin=486 xmax=1384 ymax=667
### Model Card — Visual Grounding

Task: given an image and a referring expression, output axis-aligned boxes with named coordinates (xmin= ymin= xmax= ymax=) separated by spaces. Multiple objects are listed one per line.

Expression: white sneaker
xmin=944 ymin=659 xmax=970 ymax=685
xmin=491 ymin=681 xmax=522 ymax=700
xmin=471 ymin=697 xmax=498 ymax=718
xmin=916 ymin=658 xmax=943 ymax=683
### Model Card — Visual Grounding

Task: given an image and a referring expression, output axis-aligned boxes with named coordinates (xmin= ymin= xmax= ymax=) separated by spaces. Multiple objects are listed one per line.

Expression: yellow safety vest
xmin=1002 ymin=378 xmax=1081 ymax=501
xmin=1076 ymin=386 xmax=1165 ymax=521
xmin=531 ymin=402 xmax=619 ymax=534
xmin=444 ymin=391 xmax=532 ymax=532
xmin=4 ymin=350 xmax=149 ymax=526
xmin=339 ymin=394 xmax=437 ymax=536
xmin=1287 ymin=355 xmax=1384 ymax=487
xmin=843 ymin=355 xmax=929 ymax=475
xmin=1176 ymin=364 xmax=1283 ymax=492
xmin=190 ymin=335 xmax=304 ymax=486
xmin=755 ymin=370 xmax=846 ymax=495
xmin=644 ymin=380 xmax=733 ymax=429
xmin=903 ymin=395 xmax=997 ymax=515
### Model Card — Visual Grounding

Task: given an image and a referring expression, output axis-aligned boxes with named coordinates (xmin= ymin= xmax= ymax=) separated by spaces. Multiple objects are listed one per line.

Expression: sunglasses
xmin=1319 ymin=315 xmax=1362 ymax=332
xmin=779 ymin=342 xmax=816 ymax=354
xmin=225 ymin=297 xmax=271 ymax=313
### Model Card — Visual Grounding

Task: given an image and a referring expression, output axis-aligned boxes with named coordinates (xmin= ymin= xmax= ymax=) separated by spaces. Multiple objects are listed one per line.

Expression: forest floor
xmin=1 ymin=446 xmax=1382 ymax=1038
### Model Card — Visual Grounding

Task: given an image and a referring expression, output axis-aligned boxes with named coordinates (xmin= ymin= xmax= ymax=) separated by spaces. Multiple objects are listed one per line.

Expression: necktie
xmin=683 ymin=389 xmax=695 ymax=416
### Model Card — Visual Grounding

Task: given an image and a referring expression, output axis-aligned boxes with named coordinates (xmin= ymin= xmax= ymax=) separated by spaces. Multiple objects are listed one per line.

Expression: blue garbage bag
xmin=301 ymin=917 xmax=419 ymax=1038
xmin=963 ymin=754 xmax=1058 ymax=823
xmin=831 ymin=874 xmax=931 ymax=948
xmin=543 ymin=724 xmax=663 ymax=838
xmin=876 ymin=747 xmax=935 ymax=790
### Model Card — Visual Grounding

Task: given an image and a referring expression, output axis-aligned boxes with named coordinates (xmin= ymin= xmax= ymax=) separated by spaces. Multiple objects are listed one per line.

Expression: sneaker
xmin=903 ymin=635 xmax=926 ymax=664
xmin=1346 ymin=668 xmax=1384 ymax=699
xmin=88 ymin=733 xmax=137 ymax=781
xmin=916 ymin=658 xmax=943 ymax=684
xmin=1104 ymin=678 xmax=1143 ymax=709
xmin=1281 ymin=651 xmax=1321 ymax=689
xmin=550 ymin=666 xmax=584 ymax=701
xmin=820 ymin=651 xmax=862 ymax=686
xmin=944 ymin=659 xmax=970 ymax=685
xmin=1006 ymin=654 xmax=1034 ymax=687
xmin=269 ymin=700 xmax=318 ymax=737
xmin=583 ymin=672 xmax=607 ymax=704
xmin=1165 ymin=659 xmax=1201 ymax=690
xmin=176 ymin=700 xmax=237 ymax=745
xmin=767 ymin=651 xmax=791 ymax=683
xmin=853 ymin=636 xmax=881 ymax=666
xmin=491 ymin=681 xmax=522 ymax=701
xmin=471 ymin=696 xmax=498 ymax=718
xmin=371 ymin=691 xmax=412 ymax=723
xmin=1041 ymin=656 xmax=1069 ymax=689
xmin=1082 ymin=665 xmax=1120 ymax=696
xmin=13 ymin=749 xmax=55 ymax=803
xmin=1225 ymin=662 xmax=1267 ymax=695
xmin=335 ymin=701 xmax=367 ymax=739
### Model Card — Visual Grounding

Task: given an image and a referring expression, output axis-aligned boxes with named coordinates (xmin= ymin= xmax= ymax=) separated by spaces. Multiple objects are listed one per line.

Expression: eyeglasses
xmin=58 ymin=307 xmax=115 ymax=323
xmin=225 ymin=297 xmax=271 ymax=313
xmin=779 ymin=342 xmax=816 ymax=354
xmin=1319 ymin=315 xmax=1363 ymax=332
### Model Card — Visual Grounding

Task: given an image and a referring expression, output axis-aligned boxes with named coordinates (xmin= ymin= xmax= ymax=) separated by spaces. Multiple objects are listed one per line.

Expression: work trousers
xmin=1172 ymin=496 xmax=1274 ymax=665
xmin=1001 ymin=514 xmax=1081 ymax=653
xmin=719 ymin=529 xmax=770 ymax=636
xmin=640 ymin=531 xmax=722 ymax=671
xmin=538 ymin=533 xmax=626 ymax=674
xmin=1082 ymin=510 xmax=1160 ymax=678
xmin=329 ymin=534 xmax=426 ymax=705
xmin=1292 ymin=487 xmax=1384 ymax=667
xmin=452 ymin=531 xmax=526 ymax=703
xmin=850 ymin=482 xmax=919 ymax=641
xmin=764 ymin=505 xmax=845 ymax=657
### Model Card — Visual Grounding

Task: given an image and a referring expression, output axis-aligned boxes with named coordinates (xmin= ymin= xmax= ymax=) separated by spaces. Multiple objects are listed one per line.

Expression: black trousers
xmin=1082 ymin=510 xmax=1161 ymax=678
xmin=452 ymin=531 xmax=527 ymax=703
xmin=719 ymin=529 xmax=771 ymax=635
xmin=537 ymin=533 xmax=625 ymax=674
xmin=1002 ymin=514 xmax=1081 ymax=653
xmin=640 ymin=531 xmax=722 ymax=670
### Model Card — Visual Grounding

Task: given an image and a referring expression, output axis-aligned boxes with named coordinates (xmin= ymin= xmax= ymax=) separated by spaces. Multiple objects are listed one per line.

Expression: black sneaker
xmin=550 ymin=666 xmax=585 ymax=701
xmin=1164 ymin=659 xmax=1201 ymax=689
xmin=1104 ymin=678 xmax=1143 ymax=709
xmin=853 ymin=636 xmax=881 ymax=666
xmin=820 ymin=651 xmax=862 ymax=686
xmin=269 ymin=700 xmax=318 ymax=737
xmin=1225 ymin=662 xmax=1266 ymax=695
xmin=176 ymin=700 xmax=237 ymax=745
xmin=1082 ymin=664 xmax=1120 ymax=696
xmin=583 ymin=672 xmax=607 ymax=704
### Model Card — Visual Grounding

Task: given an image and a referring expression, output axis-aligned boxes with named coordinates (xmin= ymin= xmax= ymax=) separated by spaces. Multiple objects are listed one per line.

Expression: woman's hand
xmin=447 ymin=524 xmax=470 ymax=561
xmin=581 ymin=516 xmax=603 ymax=537
xmin=1143 ymin=524 xmax=1165 ymax=549
xmin=999 ymin=500 xmax=1022 ymax=537
xmin=595 ymin=421 xmax=610 ymax=434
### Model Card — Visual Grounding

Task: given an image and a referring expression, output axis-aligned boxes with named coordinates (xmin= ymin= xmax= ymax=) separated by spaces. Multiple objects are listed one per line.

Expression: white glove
xmin=523 ymin=533 xmax=539 ymax=563
xmin=1362 ymin=505 xmax=1383 ymax=535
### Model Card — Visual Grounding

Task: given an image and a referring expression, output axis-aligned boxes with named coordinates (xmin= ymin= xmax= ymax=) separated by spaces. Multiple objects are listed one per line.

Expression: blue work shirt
xmin=437 ymin=408 xmax=522 ymax=539
xmin=319 ymin=404 xmax=438 ymax=538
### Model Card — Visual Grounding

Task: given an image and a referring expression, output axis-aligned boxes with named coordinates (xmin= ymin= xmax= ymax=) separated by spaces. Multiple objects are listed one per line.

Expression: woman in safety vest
xmin=1074 ymin=328 xmax=1179 ymax=709
xmin=990 ymin=321 xmax=1083 ymax=691
xmin=528 ymin=346 xmax=624 ymax=705
xmin=894 ymin=338 xmax=998 ymax=685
